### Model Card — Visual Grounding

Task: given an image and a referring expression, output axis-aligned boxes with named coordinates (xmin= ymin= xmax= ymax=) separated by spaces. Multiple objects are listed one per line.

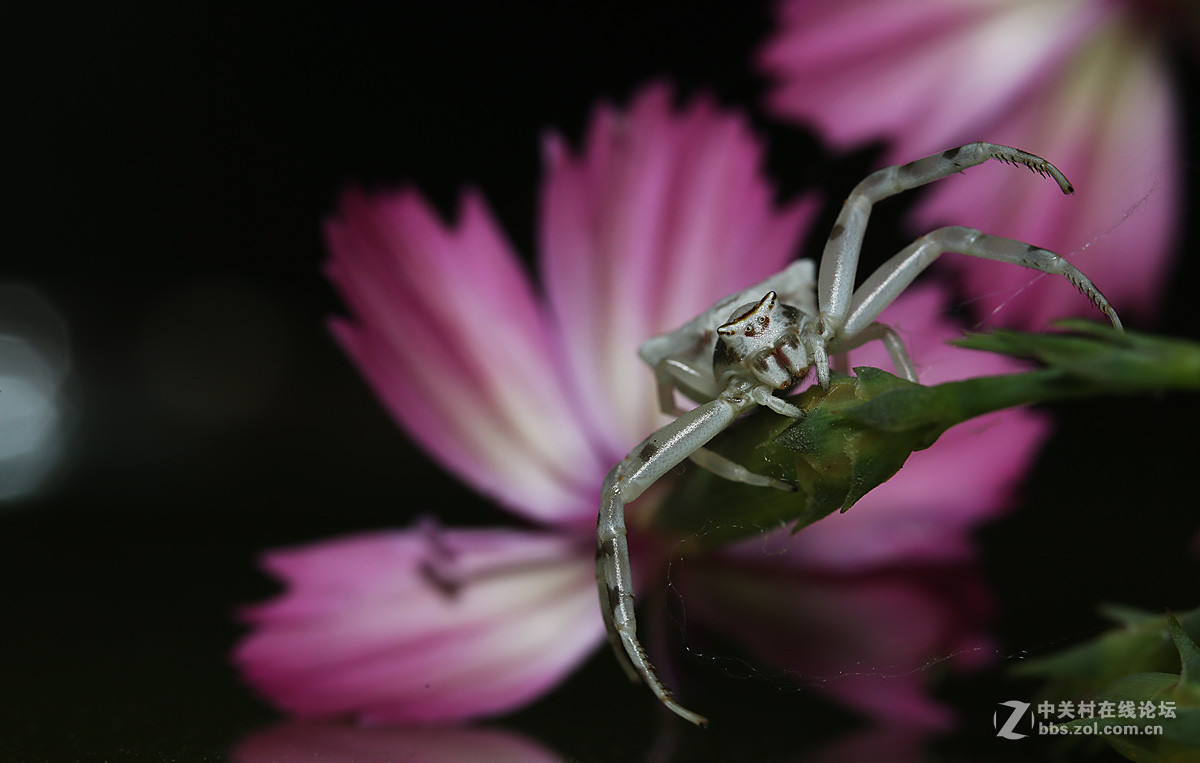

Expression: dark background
xmin=4 ymin=3 xmax=1198 ymax=761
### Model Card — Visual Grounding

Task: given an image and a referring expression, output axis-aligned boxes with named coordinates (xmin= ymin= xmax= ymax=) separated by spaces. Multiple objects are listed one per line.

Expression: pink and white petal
xmin=734 ymin=284 xmax=1049 ymax=570
xmin=678 ymin=558 xmax=993 ymax=728
xmin=912 ymin=18 xmax=1180 ymax=327
xmin=235 ymin=526 xmax=605 ymax=724
xmin=325 ymin=189 xmax=605 ymax=525
xmin=761 ymin=0 xmax=1178 ymax=326
xmin=759 ymin=0 xmax=1108 ymax=161
xmin=798 ymin=726 xmax=932 ymax=763
xmin=233 ymin=722 xmax=561 ymax=763
xmin=540 ymin=82 xmax=816 ymax=454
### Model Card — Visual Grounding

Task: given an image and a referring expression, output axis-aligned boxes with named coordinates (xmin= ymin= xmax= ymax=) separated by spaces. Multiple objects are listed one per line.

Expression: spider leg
xmin=689 ymin=446 xmax=796 ymax=492
xmin=597 ymin=386 xmax=761 ymax=727
xmin=818 ymin=142 xmax=1075 ymax=332
xmin=832 ymin=352 xmax=850 ymax=377
xmin=653 ymin=359 xmax=720 ymax=416
xmin=651 ymin=368 xmax=797 ymax=486
xmin=839 ymin=226 xmax=1121 ymax=340
xmin=829 ymin=322 xmax=918 ymax=382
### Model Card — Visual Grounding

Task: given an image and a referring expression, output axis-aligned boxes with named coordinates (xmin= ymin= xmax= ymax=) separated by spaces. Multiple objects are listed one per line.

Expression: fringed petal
xmin=540 ymin=82 xmax=816 ymax=453
xmin=759 ymin=0 xmax=1178 ymax=327
xmin=325 ymin=189 xmax=605 ymax=525
xmin=235 ymin=526 xmax=603 ymax=724
xmin=760 ymin=0 xmax=1105 ymax=158
xmin=912 ymin=18 xmax=1180 ymax=327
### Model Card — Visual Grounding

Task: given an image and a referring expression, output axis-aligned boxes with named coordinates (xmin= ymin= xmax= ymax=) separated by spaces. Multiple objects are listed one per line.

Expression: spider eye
xmin=743 ymin=325 xmax=757 ymax=337
xmin=757 ymin=316 xmax=769 ymax=326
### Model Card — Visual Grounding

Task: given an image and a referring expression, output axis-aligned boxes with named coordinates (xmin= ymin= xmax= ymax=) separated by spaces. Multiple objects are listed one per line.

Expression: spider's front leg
xmin=814 ymin=142 xmax=1121 ymax=379
xmin=597 ymin=381 xmax=772 ymax=727
xmin=840 ymin=226 xmax=1121 ymax=340
xmin=817 ymin=142 xmax=1078 ymax=334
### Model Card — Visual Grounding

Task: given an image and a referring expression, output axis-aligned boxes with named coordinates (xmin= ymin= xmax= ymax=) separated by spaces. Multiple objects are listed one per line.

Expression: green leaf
xmin=1170 ymin=614 xmax=1200 ymax=690
xmin=1015 ymin=607 xmax=1200 ymax=689
xmin=954 ymin=320 xmax=1200 ymax=391
xmin=1053 ymin=675 xmax=1200 ymax=761
xmin=1018 ymin=607 xmax=1200 ymax=762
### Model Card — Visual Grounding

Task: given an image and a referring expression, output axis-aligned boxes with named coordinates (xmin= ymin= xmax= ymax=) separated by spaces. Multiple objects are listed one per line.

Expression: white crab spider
xmin=595 ymin=142 xmax=1122 ymax=726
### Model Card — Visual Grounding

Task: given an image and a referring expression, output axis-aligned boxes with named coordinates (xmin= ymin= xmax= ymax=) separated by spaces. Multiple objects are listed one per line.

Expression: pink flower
xmin=760 ymin=0 xmax=1180 ymax=328
xmin=233 ymin=721 xmax=560 ymax=762
xmin=234 ymin=83 xmax=1048 ymax=727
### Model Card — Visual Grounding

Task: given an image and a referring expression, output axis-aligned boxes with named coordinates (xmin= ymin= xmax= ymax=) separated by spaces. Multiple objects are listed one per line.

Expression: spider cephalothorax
xmin=714 ymin=291 xmax=823 ymax=391
xmin=596 ymin=143 xmax=1121 ymax=727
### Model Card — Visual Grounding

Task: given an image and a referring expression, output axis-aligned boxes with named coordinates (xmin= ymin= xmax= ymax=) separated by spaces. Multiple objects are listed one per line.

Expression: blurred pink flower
xmin=797 ymin=725 xmax=931 ymax=763
xmin=760 ymin=0 xmax=1181 ymax=328
xmin=233 ymin=721 xmax=560 ymax=763
xmin=235 ymin=83 xmax=1048 ymax=728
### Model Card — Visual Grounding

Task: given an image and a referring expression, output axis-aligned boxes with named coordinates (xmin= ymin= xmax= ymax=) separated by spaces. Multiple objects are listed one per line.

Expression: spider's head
xmin=714 ymin=291 xmax=810 ymax=389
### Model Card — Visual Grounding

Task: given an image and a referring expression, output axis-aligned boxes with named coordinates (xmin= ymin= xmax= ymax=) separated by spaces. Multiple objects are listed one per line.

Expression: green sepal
xmin=653 ymin=369 xmax=934 ymax=548
xmin=649 ymin=323 xmax=1200 ymax=549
